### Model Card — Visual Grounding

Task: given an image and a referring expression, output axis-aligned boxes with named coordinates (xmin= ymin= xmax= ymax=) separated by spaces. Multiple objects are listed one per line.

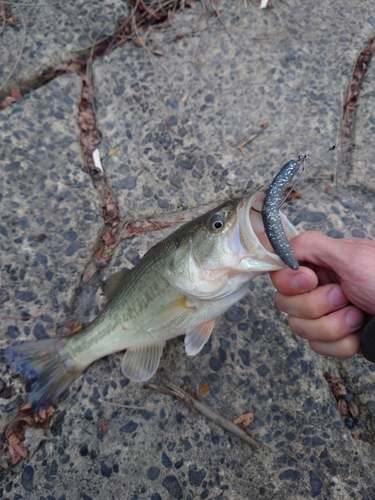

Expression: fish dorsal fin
xmin=121 ymin=342 xmax=165 ymax=382
xmin=105 ymin=271 xmax=128 ymax=303
xmin=148 ymin=297 xmax=196 ymax=330
xmin=185 ymin=318 xmax=217 ymax=356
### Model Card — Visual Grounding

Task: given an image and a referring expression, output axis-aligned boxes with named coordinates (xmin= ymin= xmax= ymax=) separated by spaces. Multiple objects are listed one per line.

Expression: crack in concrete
xmin=0 ymin=0 xmax=190 ymax=106
xmin=338 ymin=35 xmax=375 ymax=183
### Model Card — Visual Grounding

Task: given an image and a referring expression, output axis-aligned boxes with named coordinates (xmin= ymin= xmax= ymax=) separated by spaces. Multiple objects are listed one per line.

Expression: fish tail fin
xmin=3 ymin=338 xmax=82 ymax=413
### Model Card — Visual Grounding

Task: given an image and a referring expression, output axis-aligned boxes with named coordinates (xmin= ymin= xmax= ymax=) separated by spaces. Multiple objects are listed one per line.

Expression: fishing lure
xmin=261 ymin=154 xmax=308 ymax=270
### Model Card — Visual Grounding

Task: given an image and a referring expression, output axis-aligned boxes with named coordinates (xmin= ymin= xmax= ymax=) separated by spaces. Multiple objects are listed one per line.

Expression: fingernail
xmin=292 ymin=273 xmax=312 ymax=291
xmin=329 ymin=287 xmax=347 ymax=307
xmin=346 ymin=309 xmax=363 ymax=329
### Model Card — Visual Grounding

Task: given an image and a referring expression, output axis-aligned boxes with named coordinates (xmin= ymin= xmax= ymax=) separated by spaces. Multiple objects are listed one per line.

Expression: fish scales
xmin=4 ymin=189 xmax=299 ymax=412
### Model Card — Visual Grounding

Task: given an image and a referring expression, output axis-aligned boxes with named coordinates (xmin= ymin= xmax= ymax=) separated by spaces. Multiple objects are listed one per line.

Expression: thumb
xmin=290 ymin=230 xmax=356 ymax=271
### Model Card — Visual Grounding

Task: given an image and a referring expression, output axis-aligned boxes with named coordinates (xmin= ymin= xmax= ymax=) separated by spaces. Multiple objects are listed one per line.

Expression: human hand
xmin=270 ymin=231 xmax=375 ymax=359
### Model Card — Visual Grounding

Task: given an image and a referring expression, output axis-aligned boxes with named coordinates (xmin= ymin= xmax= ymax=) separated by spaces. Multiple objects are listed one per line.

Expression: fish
xmin=261 ymin=154 xmax=307 ymax=270
xmin=3 ymin=189 xmax=299 ymax=413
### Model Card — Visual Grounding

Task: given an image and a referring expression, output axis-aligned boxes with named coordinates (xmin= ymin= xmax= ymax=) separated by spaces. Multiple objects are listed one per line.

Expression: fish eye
xmin=210 ymin=213 xmax=225 ymax=231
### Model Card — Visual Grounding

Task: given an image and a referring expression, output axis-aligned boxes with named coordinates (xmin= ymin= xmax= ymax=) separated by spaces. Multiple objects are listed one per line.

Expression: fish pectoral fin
xmin=185 ymin=318 xmax=218 ymax=356
xmin=121 ymin=342 xmax=165 ymax=382
xmin=148 ymin=297 xmax=195 ymax=330
xmin=105 ymin=271 xmax=128 ymax=303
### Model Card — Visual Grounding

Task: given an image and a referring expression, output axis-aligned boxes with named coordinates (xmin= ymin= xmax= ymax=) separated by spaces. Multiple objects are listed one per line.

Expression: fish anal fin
xmin=121 ymin=342 xmax=165 ymax=382
xmin=105 ymin=271 xmax=128 ymax=303
xmin=148 ymin=297 xmax=195 ymax=330
xmin=185 ymin=318 xmax=217 ymax=356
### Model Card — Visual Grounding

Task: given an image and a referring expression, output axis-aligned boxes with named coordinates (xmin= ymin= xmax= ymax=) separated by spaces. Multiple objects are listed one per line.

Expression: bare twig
xmin=328 ymin=12 xmax=354 ymax=65
xmin=237 ymin=126 xmax=267 ymax=154
xmin=100 ymin=399 xmax=167 ymax=410
xmin=221 ymin=139 xmax=283 ymax=174
xmin=211 ymin=6 xmax=244 ymax=52
xmin=148 ymin=376 xmax=273 ymax=450
xmin=131 ymin=12 xmax=172 ymax=76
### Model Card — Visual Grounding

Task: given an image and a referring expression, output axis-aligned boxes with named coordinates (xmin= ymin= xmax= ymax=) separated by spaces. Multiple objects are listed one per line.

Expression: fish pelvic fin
xmin=121 ymin=342 xmax=165 ymax=382
xmin=185 ymin=318 xmax=217 ymax=356
xmin=3 ymin=338 xmax=82 ymax=413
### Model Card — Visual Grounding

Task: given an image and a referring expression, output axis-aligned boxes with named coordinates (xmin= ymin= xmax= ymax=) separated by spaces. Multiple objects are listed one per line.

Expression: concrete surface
xmin=0 ymin=0 xmax=129 ymax=98
xmin=2 ymin=0 xmax=375 ymax=499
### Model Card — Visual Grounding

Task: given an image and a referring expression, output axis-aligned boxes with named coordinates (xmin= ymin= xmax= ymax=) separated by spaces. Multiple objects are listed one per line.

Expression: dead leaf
xmin=337 ymin=399 xmax=349 ymax=416
xmin=282 ymin=188 xmax=301 ymax=202
xmin=105 ymin=203 xmax=118 ymax=219
xmin=134 ymin=33 xmax=147 ymax=47
xmin=233 ymin=412 xmax=254 ymax=428
xmin=83 ymin=261 xmax=98 ymax=283
xmin=8 ymin=445 xmax=23 ymax=464
xmin=101 ymin=229 xmax=117 ymax=246
xmin=101 ymin=420 xmax=109 ymax=435
xmin=20 ymin=402 xmax=33 ymax=411
xmin=108 ymin=146 xmax=120 ymax=157
xmin=352 ymin=433 xmax=360 ymax=440
xmin=348 ymin=400 xmax=359 ymax=419
xmin=13 ymin=442 xmax=28 ymax=458
xmin=8 ymin=433 xmax=20 ymax=447
xmin=198 ymin=383 xmax=210 ymax=395
xmin=10 ymin=88 xmax=22 ymax=99
xmin=325 ymin=186 xmax=332 ymax=195
xmin=0 ymin=95 xmax=16 ymax=109
xmin=151 ymin=46 xmax=165 ymax=56
xmin=332 ymin=383 xmax=347 ymax=397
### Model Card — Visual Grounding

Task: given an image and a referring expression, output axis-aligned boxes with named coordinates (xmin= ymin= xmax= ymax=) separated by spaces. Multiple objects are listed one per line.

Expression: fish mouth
xmin=235 ymin=191 xmax=299 ymax=270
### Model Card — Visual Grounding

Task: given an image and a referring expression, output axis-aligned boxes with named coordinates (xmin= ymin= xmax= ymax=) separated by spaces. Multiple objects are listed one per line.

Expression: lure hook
xmin=277 ymin=153 xmax=308 ymax=210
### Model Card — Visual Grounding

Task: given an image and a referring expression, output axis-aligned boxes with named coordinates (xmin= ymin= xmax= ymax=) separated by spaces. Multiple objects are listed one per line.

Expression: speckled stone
xmin=92 ymin=0 xmax=374 ymax=224
xmin=2 ymin=1 xmax=375 ymax=500
xmin=0 ymin=74 xmax=102 ymax=435
xmin=0 ymin=0 xmax=129 ymax=98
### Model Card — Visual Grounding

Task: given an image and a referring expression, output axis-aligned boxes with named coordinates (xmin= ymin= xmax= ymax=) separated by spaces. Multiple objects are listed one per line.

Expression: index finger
xmin=270 ymin=266 xmax=318 ymax=296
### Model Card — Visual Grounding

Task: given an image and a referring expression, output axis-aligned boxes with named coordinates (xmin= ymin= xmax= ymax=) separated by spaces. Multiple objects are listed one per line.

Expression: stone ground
xmin=1 ymin=0 xmax=375 ymax=499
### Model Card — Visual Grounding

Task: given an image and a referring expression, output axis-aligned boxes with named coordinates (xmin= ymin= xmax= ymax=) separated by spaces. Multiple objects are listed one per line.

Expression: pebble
xmin=188 ymin=468 xmax=206 ymax=487
xmin=162 ymin=475 xmax=183 ymax=500
xmin=21 ymin=465 xmax=34 ymax=492
xmin=225 ymin=305 xmax=246 ymax=322
xmin=147 ymin=467 xmax=160 ymax=480
xmin=278 ymin=469 xmax=300 ymax=481
xmin=7 ymin=325 xmax=20 ymax=339
xmin=84 ymin=409 xmax=93 ymax=421
xmin=309 ymin=470 xmax=323 ymax=496
xmin=113 ymin=177 xmax=137 ymax=189
xmin=33 ymin=322 xmax=49 ymax=339
xmin=161 ymin=452 xmax=172 ymax=469
xmin=15 ymin=290 xmax=37 ymax=302
xmin=256 ymin=364 xmax=270 ymax=377
xmin=120 ymin=420 xmax=138 ymax=433
xmin=101 ymin=462 xmax=112 ymax=478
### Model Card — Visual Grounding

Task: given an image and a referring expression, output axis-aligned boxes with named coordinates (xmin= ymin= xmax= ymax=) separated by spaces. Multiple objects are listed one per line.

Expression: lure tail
xmin=3 ymin=338 xmax=82 ymax=413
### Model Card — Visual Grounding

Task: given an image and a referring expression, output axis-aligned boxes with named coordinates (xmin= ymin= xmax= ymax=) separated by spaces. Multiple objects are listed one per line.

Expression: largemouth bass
xmin=4 ymin=190 xmax=298 ymax=412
